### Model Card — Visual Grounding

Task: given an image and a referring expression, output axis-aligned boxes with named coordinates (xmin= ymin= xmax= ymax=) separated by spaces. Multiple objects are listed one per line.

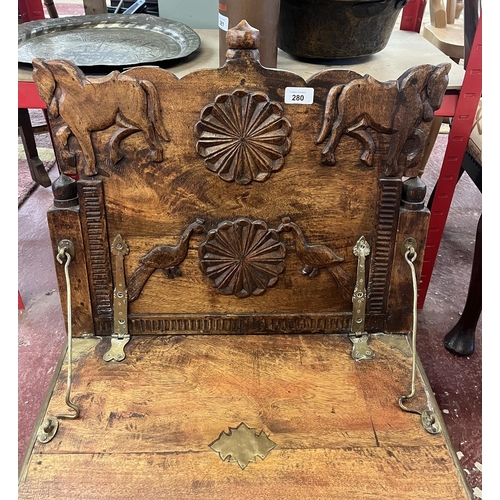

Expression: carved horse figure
xmin=32 ymin=58 xmax=170 ymax=176
xmin=316 ymin=63 xmax=450 ymax=175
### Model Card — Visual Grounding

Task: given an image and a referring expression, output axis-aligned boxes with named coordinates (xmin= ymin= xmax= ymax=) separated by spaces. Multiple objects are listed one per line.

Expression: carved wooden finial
xmin=401 ymin=176 xmax=426 ymax=211
xmin=52 ymin=173 xmax=78 ymax=208
xmin=225 ymin=20 xmax=260 ymax=62
xmin=227 ymin=20 xmax=260 ymax=49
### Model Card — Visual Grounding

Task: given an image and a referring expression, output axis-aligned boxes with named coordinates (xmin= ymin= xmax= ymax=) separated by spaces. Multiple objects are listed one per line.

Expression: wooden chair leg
xmin=18 ymin=108 xmax=52 ymax=188
xmin=43 ymin=0 xmax=59 ymax=18
xmin=444 ymin=214 xmax=482 ymax=356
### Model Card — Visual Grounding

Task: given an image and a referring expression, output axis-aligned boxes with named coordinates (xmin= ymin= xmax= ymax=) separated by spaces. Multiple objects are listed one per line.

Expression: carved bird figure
xmin=278 ymin=217 xmax=354 ymax=301
xmin=128 ymin=218 xmax=205 ymax=302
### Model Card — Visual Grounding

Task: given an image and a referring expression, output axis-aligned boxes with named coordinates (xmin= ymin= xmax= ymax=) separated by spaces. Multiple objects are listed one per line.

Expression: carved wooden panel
xmin=24 ymin=25 xmax=469 ymax=500
xmin=36 ymin=21 xmax=450 ymax=335
xmin=126 ymin=216 xmax=350 ymax=304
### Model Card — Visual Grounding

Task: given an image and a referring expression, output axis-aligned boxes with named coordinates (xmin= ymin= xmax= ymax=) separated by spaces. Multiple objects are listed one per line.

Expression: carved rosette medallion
xmin=195 ymin=89 xmax=292 ymax=184
xmin=199 ymin=218 xmax=286 ymax=298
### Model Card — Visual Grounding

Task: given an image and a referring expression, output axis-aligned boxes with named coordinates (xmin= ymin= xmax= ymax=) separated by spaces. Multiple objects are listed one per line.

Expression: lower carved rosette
xmin=199 ymin=218 xmax=286 ymax=298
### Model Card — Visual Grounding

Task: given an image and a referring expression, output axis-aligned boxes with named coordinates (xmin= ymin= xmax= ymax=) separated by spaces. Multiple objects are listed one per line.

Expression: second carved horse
xmin=316 ymin=63 xmax=450 ymax=176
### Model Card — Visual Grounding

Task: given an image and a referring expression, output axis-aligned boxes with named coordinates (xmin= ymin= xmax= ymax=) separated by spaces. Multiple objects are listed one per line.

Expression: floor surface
xmin=18 ymin=2 xmax=483 ymax=497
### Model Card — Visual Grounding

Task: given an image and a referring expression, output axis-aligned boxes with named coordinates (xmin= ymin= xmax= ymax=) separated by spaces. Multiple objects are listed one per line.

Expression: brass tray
xmin=18 ymin=14 xmax=201 ymax=69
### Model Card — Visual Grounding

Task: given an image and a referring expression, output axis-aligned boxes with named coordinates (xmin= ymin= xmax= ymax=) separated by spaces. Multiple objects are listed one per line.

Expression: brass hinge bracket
xmin=104 ymin=234 xmax=130 ymax=362
xmin=349 ymin=236 xmax=374 ymax=361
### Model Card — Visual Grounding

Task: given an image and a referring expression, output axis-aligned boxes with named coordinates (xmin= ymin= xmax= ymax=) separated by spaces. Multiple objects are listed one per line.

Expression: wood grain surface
xmin=19 ymin=335 xmax=470 ymax=499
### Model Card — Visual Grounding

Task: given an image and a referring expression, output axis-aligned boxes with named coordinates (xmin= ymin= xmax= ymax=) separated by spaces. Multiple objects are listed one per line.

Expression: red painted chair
xmin=18 ymin=0 xmax=59 ymax=188
xmin=400 ymin=1 xmax=482 ymax=309
xmin=18 ymin=0 xmax=59 ymax=310
xmin=401 ymin=1 xmax=482 ymax=354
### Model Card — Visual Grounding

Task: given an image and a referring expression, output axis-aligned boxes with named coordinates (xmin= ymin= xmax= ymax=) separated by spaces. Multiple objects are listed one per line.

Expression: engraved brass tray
xmin=18 ymin=14 xmax=201 ymax=69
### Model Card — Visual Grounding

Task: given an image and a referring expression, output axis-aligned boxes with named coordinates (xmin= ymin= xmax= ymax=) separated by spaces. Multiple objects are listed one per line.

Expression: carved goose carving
xmin=127 ymin=218 xmax=205 ymax=302
xmin=278 ymin=217 xmax=354 ymax=302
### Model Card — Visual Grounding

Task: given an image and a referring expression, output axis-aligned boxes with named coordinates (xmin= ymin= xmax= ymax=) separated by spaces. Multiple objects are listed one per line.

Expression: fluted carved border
xmin=367 ymin=179 xmax=401 ymax=314
xmin=94 ymin=313 xmax=386 ymax=335
xmin=78 ymin=180 xmax=113 ymax=319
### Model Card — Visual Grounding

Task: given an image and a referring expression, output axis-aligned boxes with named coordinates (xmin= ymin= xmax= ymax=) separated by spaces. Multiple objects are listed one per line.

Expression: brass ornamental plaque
xmin=210 ymin=423 xmax=276 ymax=470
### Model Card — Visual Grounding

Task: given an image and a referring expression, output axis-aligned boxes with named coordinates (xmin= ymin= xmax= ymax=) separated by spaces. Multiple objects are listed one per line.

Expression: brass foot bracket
xmin=104 ymin=234 xmax=130 ymax=362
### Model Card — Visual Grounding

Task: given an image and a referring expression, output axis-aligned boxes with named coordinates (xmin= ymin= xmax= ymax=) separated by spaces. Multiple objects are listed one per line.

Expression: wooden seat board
xmin=19 ymin=335 xmax=469 ymax=499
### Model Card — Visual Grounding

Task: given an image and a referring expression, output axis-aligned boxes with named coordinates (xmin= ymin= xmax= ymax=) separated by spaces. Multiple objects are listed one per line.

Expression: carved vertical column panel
xmin=386 ymin=177 xmax=430 ymax=333
xmin=367 ymin=179 xmax=401 ymax=315
xmin=77 ymin=180 xmax=113 ymax=328
xmin=47 ymin=174 xmax=95 ymax=337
